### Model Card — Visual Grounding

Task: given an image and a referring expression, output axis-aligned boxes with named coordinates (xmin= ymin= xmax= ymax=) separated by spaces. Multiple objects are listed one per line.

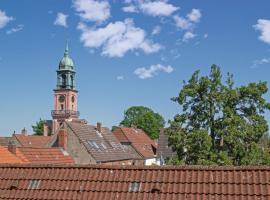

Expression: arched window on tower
xmin=62 ymin=74 xmax=66 ymax=88
xmin=70 ymin=75 xmax=74 ymax=89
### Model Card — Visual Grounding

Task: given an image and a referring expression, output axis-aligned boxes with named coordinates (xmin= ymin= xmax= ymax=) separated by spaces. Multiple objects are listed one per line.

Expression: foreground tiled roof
xmin=0 ymin=164 xmax=270 ymax=200
xmin=66 ymin=122 xmax=138 ymax=162
xmin=0 ymin=147 xmax=24 ymax=164
xmin=14 ymin=134 xmax=51 ymax=148
xmin=113 ymin=127 xmax=157 ymax=158
xmin=16 ymin=147 xmax=74 ymax=164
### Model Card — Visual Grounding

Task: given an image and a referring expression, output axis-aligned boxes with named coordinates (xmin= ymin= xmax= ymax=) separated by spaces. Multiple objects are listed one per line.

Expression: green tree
xmin=167 ymin=65 xmax=270 ymax=165
xmin=120 ymin=106 xmax=165 ymax=139
xmin=32 ymin=118 xmax=44 ymax=136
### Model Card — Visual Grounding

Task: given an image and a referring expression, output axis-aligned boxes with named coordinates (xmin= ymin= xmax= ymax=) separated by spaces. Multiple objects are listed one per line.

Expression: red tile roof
xmin=14 ymin=134 xmax=51 ymax=148
xmin=16 ymin=147 xmax=74 ymax=164
xmin=0 ymin=164 xmax=270 ymax=199
xmin=113 ymin=127 xmax=157 ymax=158
xmin=0 ymin=146 xmax=24 ymax=164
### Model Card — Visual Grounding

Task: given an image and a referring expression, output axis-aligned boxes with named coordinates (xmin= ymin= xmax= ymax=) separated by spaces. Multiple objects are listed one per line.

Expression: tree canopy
xmin=120 ymin=106 xmax=165 ymax=139
xmin=166 ymin=65 xmax=270 ymax=165
xmin=32 ymin=118 xmax=45 ymax=136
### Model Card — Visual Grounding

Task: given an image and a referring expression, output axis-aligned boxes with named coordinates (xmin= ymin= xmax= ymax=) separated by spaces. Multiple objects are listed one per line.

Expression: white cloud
xmin=204 ymin=33 xmax=208 ymax=38
xmin=122 ymin=5 xmax=138 ymax=13
xmin=0 ymin=10 xmax=13 ymax=29
xmin=187 ymin=9 xmax=201 ymax=23
xmin=77 ymin=18 xmax=161 ymax=57
xmin=183 ymin=31 xmax=196 ymax=42
xmin=122 ymin=0 xmax=179 ymax=17
xmin=134 ymin=64 xmax=173 ymax=79
xmin=116 ymin=76 xmax=124 ymax=80
xmin=174 ymin=15 xmax=192 ymax=30
xmin=254 ymin=19 xmax=270 ymax=45
xmin=174 ymin=9 xmax=201 ymax=30
xmin=174 ymin=8 xmax=202 ymax=42
xmin=54 ymin=13 xmax=68 ymax=27
xmin=6 ymin=24 xmax=24 ymax=34
xmin=73 ymin=0 xmax=110 ymax=23
xmin=139 ymin=1 xmax=179 ymax=17
xmin=152 ymin=25 xmax=161 ymax=35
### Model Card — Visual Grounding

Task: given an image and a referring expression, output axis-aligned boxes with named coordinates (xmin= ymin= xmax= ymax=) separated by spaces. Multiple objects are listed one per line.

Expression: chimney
xmin=8 ymin=141 xmax=16 ymax=155
xmin=21 ymin=128 xmax=27 ymax=136
xmin=43 ymin=123 xmax=48 ymax=137
xmin=97 ymin=122 xmax=102 ymax=132
xmin=58 ymin=129 xmax=68 ymax=150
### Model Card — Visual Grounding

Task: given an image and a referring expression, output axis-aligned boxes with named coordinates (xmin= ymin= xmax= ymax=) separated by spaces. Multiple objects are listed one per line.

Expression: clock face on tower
xmin=59 ymin=95 xmax=65 ymax=103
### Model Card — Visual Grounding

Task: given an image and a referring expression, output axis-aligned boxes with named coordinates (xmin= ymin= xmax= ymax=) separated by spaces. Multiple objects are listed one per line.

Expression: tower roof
xmin=59 ymin=42 xmax=75 ymax=71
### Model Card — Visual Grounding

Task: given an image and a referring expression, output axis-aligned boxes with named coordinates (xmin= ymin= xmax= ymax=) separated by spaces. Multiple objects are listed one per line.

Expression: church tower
xmin=51 ymin=43 xmax=79 ymax=133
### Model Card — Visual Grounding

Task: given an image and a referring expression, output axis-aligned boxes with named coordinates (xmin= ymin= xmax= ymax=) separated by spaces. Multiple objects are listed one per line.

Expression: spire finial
xmin=64 ymin=40 xmax=69 ymax=56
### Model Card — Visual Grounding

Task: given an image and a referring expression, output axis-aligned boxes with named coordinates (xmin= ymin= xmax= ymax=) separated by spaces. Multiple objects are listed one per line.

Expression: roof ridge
xmin=1 ymin=163 xmax=270 ymax=170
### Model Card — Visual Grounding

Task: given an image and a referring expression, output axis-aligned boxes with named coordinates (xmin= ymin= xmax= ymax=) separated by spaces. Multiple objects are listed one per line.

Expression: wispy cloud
xmin=116 ymin=76 xmax=124 ymax=80
xmin=73 ymin=0 xmax=110 ymax=23
xmin=123 ymin=0 xmax=179 ymax=17
xmin=134 ymin=64 xmax=173 ymax=79
xmin=152 ymin=25 xmax=161 ymax=35
xmin=6 ymin=24 xmax=24 ymax=34
xmin=54 ymin=12 xmax=68 ymax=27
xmin=254 ymin=19 xmax=270 ymax=45
xmin=251 ymin=58 xmax=270 ymax=68
xmin=122 ymin=4 xmax=138 ymax=13
xmin=0 ymin=10 xmax=13 ymax=29
xmin=77 ymin=18 xmax=161 ymax=57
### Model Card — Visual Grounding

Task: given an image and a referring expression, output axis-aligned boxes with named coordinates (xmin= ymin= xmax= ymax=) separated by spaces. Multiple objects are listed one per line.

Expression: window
xmin=93 ymin=141 xmax=100 ymax=149
xmin=61 ymin=104 xmax=64 ymax=110
xmin=28 ymin=180 xmax=41 ymax=189
xmin=129 ymin=182 xmax=141 ymax=192
xmin=87 ymin=140 xmax=100 ymax=149
xmin=62 ymin=74 xmax=66 ymax=88
xmin=71 ymin=75 xmax=74 ymax=88
xmin=95 ymin=130 xmax=103 ymax=138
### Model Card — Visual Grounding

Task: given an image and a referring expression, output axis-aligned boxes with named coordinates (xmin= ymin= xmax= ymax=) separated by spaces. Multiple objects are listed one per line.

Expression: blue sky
xmin=1 ymin=0 xmax=270 ymax=135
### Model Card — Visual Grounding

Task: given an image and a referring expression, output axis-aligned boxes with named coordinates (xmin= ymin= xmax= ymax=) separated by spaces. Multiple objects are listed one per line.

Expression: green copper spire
xmin=59 ymin=42 xmax=74 ymax=71
xmin=56 ymin=42 xmax=76 ymax=90
xmin=64 ymin=41 xmax=69 ymax=57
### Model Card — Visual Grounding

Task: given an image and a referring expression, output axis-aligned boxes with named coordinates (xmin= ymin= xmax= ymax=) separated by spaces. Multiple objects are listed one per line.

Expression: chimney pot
xmin=8 ymin=141 xmax=16 ymax=155
xmin=97 ymin=122 xmax=102 ymax=132
xmin=21 ymin=128 xmax=27 ymax=136
xmin=43 ymin=123 xmax=48 ymax=137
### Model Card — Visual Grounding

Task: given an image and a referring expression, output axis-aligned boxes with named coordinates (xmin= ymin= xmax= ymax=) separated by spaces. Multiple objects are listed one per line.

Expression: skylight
xmin=100 ymin=143 xmax=107 ymax=149
xmin=128 ymin=182 xmax=141 ymax=192
xmin=28 ymin=180 xmax=40 ymax=189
